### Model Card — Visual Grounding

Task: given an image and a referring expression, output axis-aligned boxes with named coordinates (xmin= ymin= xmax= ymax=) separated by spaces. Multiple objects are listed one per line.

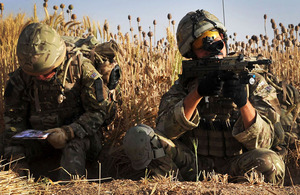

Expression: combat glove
xmin=197 ymin=71 xmax=223 ymax=97
xmin=223 ymin=74 xmax=247 ymax=108
xmin=45 ymin=126 xmax=74 ymax=149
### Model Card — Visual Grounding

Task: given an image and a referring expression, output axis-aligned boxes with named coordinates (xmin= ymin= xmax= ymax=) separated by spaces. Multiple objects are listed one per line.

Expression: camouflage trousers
xmin=148 ymin=139 xmax=285 ymax=186
xmin=3 ymin=137 xmax=91 ymax=180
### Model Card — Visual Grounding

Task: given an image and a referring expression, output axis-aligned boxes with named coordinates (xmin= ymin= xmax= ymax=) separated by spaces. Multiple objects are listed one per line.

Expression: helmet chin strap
xmin=36 ymin=71 xmax=56 ymax=81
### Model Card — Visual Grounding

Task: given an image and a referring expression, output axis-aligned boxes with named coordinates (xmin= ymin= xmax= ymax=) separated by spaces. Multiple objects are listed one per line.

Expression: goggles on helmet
xmin=192 ymin=30 xmax=221 ymax=50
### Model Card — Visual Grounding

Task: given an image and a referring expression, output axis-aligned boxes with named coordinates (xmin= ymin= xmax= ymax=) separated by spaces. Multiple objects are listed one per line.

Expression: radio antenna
xmin=222 ymin=0 xmax=226 ymax=26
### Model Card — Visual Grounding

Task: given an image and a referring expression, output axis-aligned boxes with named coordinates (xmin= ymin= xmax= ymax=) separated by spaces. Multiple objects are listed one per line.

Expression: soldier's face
xmin=192 ymin=36 xmax=227 ymax=59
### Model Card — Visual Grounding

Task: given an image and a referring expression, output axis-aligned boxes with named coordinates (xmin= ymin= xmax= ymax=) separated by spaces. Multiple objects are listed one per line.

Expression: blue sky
xmin=1 ymin=0 xmax=300 ymax=43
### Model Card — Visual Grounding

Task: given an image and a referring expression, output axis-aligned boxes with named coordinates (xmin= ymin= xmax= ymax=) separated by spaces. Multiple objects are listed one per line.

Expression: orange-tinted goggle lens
xmin=192 ymin=30 xmax=220 ymax=50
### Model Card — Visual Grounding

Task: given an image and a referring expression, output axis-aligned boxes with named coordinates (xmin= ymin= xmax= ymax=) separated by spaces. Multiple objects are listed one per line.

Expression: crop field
xmin=0 ymin=2 xmax=300 ymax=194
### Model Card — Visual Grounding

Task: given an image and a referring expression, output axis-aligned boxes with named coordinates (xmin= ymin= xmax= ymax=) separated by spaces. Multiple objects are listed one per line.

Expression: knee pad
xmin=253 ymin=149 xmax=285 ymax=185
xmin=123 ymin=124 xmax=165 ymax=170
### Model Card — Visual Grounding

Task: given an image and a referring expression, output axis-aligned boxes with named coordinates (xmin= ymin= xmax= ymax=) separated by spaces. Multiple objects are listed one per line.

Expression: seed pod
xmin=142 ymin=31 xmax=146 ymax=38
xmin=260 ymin=34 xmax=264 ymax=40
xmin=233 ymin=32 xmax=237 ymax=36
xmin=246 ymin=35 xmax=249 ymax=39
xmin=60 ymin=4 xmax=65 ymax=9
xmin=241 ymin=42 xmax=245 ymax=48
xmin=138 ymin=26 xmax=142 ymax=32
xmin=148 ymin=31 xmax=153 ymax=37
xmin=153 ymin=20 xmax=157 ymax=25
xmin=229 ymin=35 xmax=232 ymax=39
xmin=117 ymin=25 xmax=121 ymax=31
xmin=272 ymin=22 xmax=277 ymax=30
xmin=128 ymin=15 xmax=131 ymax=20
xmin=0 ymin=3 xmax=4 ymax=11
xmin=53 ymin=5 xmax=58 ymax=10
xmin=137 ymin=17 xmax=140 ymax=22
xmin=270 ymin=18 xmax=275 ymax=24
xmin=251 ymin=35 xmax=258 ymax=42
xmin=71 ymin=14 xmax=77 ymax=20
xmin=264 ymin=14 xmax=267 ymax=19
xmin=104 ymin=22 xmax=109 ymax=32
xmin=44 ymin=0 xmax=48 ymax=2
xmin=68 ymin=4 xmax=73 ymax=10
xmin=285 ymin=40 xmax=292 ymax=47
xmin=276 ymin=34 xmax=282 ymax=41
xmin=130 ymin=27 xmax=133 ymax=32
xmin=43 ymin=2 xmax=48 ymax=8
xmin=291 ymin=34 xmax=295 ymax=40
xmin=144 ymin=40 xmax=149 ymax=47
xmin=281 ymin=26 xmax=287 ymax=34
xmin=66 ymin=9 xmax=70 ymax=14
xmin=171 ymin=20 xmax=175 ymax=25
xmin=295 ymin=26 xmax=299 ymax=31
xmin=279 ymin=23 xmax=282 ymax=27
xmin=167 ymin=13 xmax=172 ymax=20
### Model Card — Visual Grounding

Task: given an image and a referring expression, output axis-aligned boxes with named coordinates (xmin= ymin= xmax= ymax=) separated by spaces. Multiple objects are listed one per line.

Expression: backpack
xmin=61 ymin=35 xmax=121 ymax=90
xmin=265 ymin=73 xmax=300 ymax=149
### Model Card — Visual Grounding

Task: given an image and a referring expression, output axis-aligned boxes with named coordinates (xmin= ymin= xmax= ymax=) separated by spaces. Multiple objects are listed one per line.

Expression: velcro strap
xmin=150 ymin=134 xmax=166 ymax=159
xmin=153 ymin=148 xmax=165 ymax=159
xmin=95 ymin=78 xmax=104 ymax=102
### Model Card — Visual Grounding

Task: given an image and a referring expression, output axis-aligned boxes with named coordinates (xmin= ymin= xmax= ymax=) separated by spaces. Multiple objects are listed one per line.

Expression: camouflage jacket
xmin=3 ymin=55 xmax=116 ymax=146
xmin=155 ymin=72 xmax=281 ymax=157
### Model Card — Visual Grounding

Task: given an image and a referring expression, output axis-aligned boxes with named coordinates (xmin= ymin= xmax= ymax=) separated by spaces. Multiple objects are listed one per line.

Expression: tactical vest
xmin=183 ymin=96 xmax=243 ymax=158
xmin=28 ymin=51 xmax=84 ymax=130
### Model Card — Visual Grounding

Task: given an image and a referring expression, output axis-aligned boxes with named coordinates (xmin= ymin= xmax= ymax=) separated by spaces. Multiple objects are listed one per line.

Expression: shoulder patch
xmin=91 ymin=72 xmax=98 ymax=79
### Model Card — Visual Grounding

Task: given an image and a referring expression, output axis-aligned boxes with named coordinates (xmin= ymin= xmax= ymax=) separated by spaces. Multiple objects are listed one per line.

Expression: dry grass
xmin=0 ymin=170 xmax=41 ymax=194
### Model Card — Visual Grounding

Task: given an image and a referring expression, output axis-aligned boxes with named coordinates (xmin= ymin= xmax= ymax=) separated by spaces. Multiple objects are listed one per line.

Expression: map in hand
xmin=12 ymin=130 xmax=50 ymax=140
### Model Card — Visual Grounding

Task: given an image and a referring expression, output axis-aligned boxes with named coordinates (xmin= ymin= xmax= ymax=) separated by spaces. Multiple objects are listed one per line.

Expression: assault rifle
xmin=181 ymin=54 xmax=272 ymax=85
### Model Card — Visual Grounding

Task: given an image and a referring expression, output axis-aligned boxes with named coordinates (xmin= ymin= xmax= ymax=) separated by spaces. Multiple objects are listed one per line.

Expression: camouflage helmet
xmin=17 ymin=23 xmax=66 ymax=76
xmin=176 ymin=9 xmax=227 ymax=58
xmin=123 ymin=124 xmax=162 ymax=170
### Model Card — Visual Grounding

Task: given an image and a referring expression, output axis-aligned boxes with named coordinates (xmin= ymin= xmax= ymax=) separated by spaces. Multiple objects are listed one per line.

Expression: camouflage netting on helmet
xmin=16 ymin=23 xmax=66 ymax=76
xmin=176 ymin=9 xmax=227 ymax=58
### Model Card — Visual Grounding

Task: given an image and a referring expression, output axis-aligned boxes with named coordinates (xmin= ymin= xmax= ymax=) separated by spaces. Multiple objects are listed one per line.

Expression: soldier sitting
xmin=1 ymin=23 xmax=118 ymax=180
xmin=123 ymin=9 xmax=286 ymax=186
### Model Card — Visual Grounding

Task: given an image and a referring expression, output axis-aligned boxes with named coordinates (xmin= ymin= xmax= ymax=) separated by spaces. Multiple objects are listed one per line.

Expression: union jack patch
xmin=91 ymin=72 xmax=98 ymax=78
xmin=265 ymin=85 xmax=272 ymax=92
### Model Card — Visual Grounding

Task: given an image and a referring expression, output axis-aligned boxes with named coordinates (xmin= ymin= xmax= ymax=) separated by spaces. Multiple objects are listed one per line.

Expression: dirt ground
xmin=43 ymin=179 xmax=300 ymax=195
xmin=24 ymin=147 xmax=300 ymax=195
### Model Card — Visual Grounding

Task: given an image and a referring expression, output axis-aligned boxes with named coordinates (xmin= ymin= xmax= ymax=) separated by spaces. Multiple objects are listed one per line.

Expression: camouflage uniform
xmin=151 ymin=72 xmax=285 ymax=185
xmin=123 ymin=9 xmax=286 ymax=185
xmin=3 ymin=43 xmax=116 ymax=180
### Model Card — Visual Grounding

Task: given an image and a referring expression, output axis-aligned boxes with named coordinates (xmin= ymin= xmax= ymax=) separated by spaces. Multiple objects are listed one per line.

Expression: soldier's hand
xmin=197 ymin=71 xmax=223 ymax=97
xmin=45 ymin=127 xmax=74 ymax=149
xmin=223 ymin=74 xmax=247 ymax=108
